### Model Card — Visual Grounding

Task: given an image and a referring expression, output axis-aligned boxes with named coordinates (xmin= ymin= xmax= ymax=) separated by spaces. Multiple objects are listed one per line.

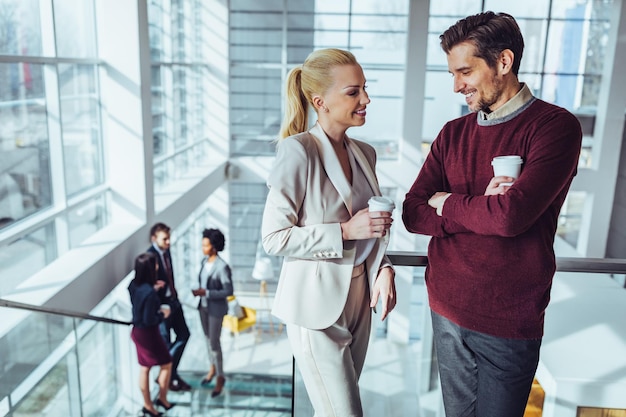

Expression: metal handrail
xmin=386 ymin=251 xmax=626 ymax=275
xmin=0 ymin=298 xmax=131 ymax=326
xmin=1 ymin=253 xmax=625 ymax=325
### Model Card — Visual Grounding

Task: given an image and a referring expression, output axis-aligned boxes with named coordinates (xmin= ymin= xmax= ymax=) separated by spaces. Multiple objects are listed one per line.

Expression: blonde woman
xmin=261 ymin=48 xmax=396 ymax=417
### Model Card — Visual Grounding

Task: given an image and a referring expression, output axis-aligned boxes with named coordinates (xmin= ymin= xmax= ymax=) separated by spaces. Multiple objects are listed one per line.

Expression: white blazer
xmin=262 ymin=123 xmax=392 ymax=330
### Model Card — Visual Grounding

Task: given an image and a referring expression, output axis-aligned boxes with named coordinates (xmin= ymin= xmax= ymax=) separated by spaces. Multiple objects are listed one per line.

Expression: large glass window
xmin=0 ymin=61 xmax=50 ymax=229
xmin=148 ymin=0 xmax=223 ymax=198
xmin=422 ymin=1 xmax=613 ymax=251
xmin=229 ymin=182 xmax=268 ymax=284
xmin=0 ymin=1 xmax=51 ymax=229
xmin=229 ymin=0 xmax=409 ymax=159
xmin=0 ymin=0 xmax=105 ymax=230
xmin=0 ymin=222 xmax=56 ymax=297
xmin=423 ymin=1 xmax=612 ymax=145
xmin=67 ymin=193 xmax=109 ymax=248
xmin=58 ymin=64 xmax=103 ymax=197
xmin=0 ymin=0 xmax=43 ymax=57
xmin=53 ymin=0 xmax=98 ymax=58
xmin=0 ymin=0 xmax=108 ymax=292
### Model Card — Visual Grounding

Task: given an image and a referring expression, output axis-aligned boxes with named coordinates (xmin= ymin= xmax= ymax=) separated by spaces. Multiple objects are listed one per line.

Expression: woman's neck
xmin=318 ymin=121 xmax=352 ymax=183
xmin=318 ymin=121 xmax=347 ymax=145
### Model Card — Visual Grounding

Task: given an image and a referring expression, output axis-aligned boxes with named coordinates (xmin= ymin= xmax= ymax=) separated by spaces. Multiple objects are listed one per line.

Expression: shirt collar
xmin=478 ymin=83 xmax=534 ymax=121
xmin=152 ymin=242 xmax=165 ymax=257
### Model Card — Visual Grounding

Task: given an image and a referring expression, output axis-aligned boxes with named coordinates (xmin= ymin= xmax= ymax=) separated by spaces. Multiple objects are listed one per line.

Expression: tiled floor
xmin=149 ymin=371 xmax=292 ymax=416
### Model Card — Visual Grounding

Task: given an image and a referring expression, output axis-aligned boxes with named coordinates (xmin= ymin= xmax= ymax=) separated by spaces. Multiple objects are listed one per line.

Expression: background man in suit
xmin=147 ymin=222 xmax=191 ymax=391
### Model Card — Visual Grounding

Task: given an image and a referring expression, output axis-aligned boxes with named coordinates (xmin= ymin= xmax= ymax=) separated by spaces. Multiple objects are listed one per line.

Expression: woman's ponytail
xmin=279 ymin=66 xmax=308 ymax=139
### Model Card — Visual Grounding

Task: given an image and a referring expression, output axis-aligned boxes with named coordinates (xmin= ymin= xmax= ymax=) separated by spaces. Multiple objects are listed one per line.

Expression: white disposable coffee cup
xmin=160 ymin=304 xmax=170 ymax=312
xmin=368 ymin=196 xmax=394 ymax=242
xmin=368 ymin=196 xmax=395 ymax=213
xmin=491 ymin=155 xmax=523 ymax=186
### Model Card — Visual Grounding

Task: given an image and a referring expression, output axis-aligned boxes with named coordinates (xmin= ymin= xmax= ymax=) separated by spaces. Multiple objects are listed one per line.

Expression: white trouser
xmin=287 ymin=263 xmax=371 ymax=417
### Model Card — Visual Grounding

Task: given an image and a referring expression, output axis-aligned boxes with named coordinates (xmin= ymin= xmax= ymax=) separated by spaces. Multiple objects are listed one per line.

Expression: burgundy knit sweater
xmin=403 ymin=98 xmax=582 ymax=339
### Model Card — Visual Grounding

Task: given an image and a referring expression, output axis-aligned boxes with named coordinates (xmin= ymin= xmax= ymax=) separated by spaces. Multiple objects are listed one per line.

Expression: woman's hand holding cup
xmin=368 ymin=196 xmax=395 ymax=240
xmin=340 ymin=203 xmax=393 ymax=241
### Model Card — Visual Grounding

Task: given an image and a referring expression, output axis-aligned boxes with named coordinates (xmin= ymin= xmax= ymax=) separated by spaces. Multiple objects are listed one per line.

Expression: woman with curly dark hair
xmin=191 ymin=228 xmax=233 ymax=397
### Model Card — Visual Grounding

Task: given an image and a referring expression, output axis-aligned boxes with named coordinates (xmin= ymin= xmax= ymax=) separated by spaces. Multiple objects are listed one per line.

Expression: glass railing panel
xmin=0 ymin=311 xmax=74 ymax=407
xmin=3 ymin=254 xmax=625 ymax=416
xmin=0 ymin=306 xmax=129 ymax=417
xmin=381 ymin=253 xmax=626 ymax=417
xmin=12 ymin=360 xmax=71 ymax=417
xmin=76 ymin=320 xmax=121 ymax=417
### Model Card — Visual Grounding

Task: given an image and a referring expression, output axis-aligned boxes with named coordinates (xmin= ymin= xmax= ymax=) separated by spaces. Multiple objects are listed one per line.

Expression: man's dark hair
xmin=440 ymin=11 xmax=524 ymax=76
xmin=150 ymin=222 xmax=170 ymax=238
xmin=202 ymin=228 xmax=225 ymax=252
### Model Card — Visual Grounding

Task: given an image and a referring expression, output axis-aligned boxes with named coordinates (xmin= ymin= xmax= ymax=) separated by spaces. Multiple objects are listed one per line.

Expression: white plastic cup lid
xmin=368 ymin=196 xmax=395 ymax=211
xmin=492 ymin=155 xmax=523 ymax=164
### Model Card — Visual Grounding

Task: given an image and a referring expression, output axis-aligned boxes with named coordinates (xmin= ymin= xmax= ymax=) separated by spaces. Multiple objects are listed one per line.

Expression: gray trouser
xmin=199 ymin=308 xmax=224 ymax=376
xmin=431 ymin=310 xmax=541 ymax=417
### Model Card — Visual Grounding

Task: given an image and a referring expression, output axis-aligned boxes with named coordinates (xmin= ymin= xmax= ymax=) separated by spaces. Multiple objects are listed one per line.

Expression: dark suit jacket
xmin=197 ymin=255 xmax=233 ymax=317
xmin=147 ymin=245 xmax=178 ymax=304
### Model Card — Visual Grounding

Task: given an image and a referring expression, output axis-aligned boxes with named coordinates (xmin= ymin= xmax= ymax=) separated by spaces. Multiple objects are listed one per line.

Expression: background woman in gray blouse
xmin=191 ymin=228 xmax=233 ymax=397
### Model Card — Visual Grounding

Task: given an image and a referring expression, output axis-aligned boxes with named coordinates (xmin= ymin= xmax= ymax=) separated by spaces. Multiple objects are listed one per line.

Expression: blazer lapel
xmin=309 ymin=123 xmax=353 ymax=214
xmin=346 ymin=139 xmax=381 ymax=197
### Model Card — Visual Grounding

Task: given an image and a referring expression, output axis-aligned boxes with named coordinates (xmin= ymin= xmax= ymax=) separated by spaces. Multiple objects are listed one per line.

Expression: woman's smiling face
xmin=320 ymin=64 xmax=371 ymax=130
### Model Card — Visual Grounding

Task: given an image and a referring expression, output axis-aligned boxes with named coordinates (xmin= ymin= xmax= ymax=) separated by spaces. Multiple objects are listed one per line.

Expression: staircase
xmin=121 ymin=371 xmax=292 ymax=416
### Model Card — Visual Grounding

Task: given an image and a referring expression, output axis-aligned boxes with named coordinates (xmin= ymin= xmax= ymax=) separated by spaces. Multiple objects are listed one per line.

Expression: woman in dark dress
xmin=129 ymin=252 xmax=174 ymax=416
xmin=191 ymin=228 xmax=233 ymax=397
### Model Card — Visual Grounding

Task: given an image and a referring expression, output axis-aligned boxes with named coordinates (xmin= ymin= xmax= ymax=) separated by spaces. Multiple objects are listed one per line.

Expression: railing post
xmin=67 ymin=318 xmax=83 ymax=417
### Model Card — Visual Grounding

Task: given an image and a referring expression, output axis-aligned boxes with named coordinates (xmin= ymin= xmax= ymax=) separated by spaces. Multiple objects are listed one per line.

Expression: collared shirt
xmin=478 ymin=83 xmax=534 ymax=121
xmin=198 ymin=259 xmax=216 ymax=308
xmin=152 ymin=242 xmax=172 ymax=298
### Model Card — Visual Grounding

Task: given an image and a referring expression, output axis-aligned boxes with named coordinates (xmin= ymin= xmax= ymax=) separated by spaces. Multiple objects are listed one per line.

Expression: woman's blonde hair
xmin=279 ymin=48 xmax=358 ymax=139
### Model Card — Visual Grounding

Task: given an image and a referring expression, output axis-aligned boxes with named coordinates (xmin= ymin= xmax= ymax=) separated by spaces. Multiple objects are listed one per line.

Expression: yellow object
xmin=577 ymin=408 xmax=626 ymax=417
xmin=524 ymin=378 xmax=544 ymax=417
xmin=223 ymin=305 xmax=256 ymax=335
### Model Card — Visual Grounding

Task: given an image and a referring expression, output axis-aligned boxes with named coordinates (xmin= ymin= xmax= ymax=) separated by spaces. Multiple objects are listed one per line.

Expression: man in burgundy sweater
xmin=402 ymin=12 xmax=582 ymax=417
